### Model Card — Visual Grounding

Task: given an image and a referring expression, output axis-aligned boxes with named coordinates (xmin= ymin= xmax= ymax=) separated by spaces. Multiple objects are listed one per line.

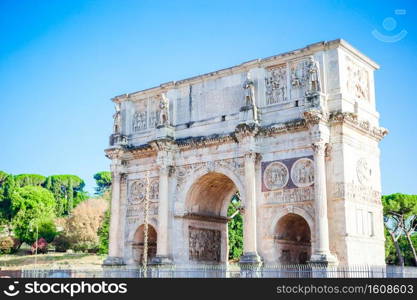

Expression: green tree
xmin=98 ymin=209 xmax=110 ymax=254
xmin=44 ymin=175 xmax=87 ymax=216
xmin=93 ymin=171 xmax=112 ymax=195
xmin=227 ymin=193 xmax=243 ymax=261
xmin=11 ymin=186 xmax=56 ymax=244
xmin=0 ymin=171 xmax=16 ymax=234
xmin=382 ymin=193 xmax=417 ymax=266
xmin=14 ymin=174 xmax=46 ymax=187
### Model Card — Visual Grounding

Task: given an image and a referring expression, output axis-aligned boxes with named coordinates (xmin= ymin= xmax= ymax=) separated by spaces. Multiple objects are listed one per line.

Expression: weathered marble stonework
xmin=104 ymin=39 xmax=387 ymax=267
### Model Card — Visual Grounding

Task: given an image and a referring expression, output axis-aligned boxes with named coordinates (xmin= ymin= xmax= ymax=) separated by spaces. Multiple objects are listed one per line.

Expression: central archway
xmin=184 ymin=172 xmax=239 ymax=264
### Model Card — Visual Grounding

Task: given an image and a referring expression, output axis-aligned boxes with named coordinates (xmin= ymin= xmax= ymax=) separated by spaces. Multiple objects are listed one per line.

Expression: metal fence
xmin=1 ymin=264 xmax=417 ymax=278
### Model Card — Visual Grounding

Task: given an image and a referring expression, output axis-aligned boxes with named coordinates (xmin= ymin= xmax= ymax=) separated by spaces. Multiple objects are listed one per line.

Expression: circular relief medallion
xmin=263 ymin=162 xmax=289 ymax=190
xmin=291 ymin=158 xmax=314 ymax=188
xmin=356 ymin=158 xmax=371 ymax=185
xmin=129 ymin=180 xmax=145 ymax=203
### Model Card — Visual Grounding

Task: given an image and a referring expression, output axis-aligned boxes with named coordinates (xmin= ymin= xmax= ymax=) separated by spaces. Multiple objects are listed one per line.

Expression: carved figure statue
xmin=159 ymin=93 xmax=169 ymax=126
xmin=242 ymin=72 xmax=259 ymax=122
xmin=305 ymin=56 xmax=321 ymax=94
xmin=113 ymin=103 xmax=121 ymax=133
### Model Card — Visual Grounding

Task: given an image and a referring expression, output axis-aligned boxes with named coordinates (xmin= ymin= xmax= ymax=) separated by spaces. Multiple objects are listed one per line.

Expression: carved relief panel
xmin=127 ymin=178 xmax=159 ymax=218
xmin=289 ymin=57 xmax=321 ymax=100
xmin=265 ymin=64 xmax=288 ymax=105
xmin=188 ymin=226 xmax=221 ymax=262
xmin=262 ymin=157 xmax=315 ymax=204
xmin=132 ymin=96 xmax=162 ymax=133
xmin=356 ymin=157 xmax=372 ymax=186
xmin=345 ymin=56 xmax=369 ymax=101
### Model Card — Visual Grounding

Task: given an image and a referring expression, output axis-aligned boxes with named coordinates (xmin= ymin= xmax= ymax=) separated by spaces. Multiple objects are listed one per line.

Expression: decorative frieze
xmin=332 ymin=182 xmax=381 ymax=204
xmin=329 ymin=111 xmax=388 ymax=141
xmin=264 ymin=186 xmax=314 ymax=204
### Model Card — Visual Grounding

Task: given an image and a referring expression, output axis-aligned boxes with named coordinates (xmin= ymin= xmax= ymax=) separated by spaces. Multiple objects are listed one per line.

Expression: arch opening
xmin=132 ymin=224 xmax=157 ymax=264
xmin=275 ymin=213 xmax=311 ymax=264
xmin=185 ymin=172 xmax=240 ymax=264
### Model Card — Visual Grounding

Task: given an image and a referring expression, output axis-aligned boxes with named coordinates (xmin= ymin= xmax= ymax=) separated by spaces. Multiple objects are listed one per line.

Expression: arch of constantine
xmin=103 ymin=39 xmax=388 ymax=267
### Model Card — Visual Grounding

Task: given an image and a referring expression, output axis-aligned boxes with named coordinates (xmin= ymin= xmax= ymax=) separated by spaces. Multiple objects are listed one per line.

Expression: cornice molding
xmin=329 ymin=111 xmax=388 ymax=141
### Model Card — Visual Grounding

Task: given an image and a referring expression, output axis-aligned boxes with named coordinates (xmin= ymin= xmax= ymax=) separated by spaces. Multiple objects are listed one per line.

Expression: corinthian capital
xmin=244 ymin=152 xmax=261 ymax=164
xmin=311 ymin=141 xmax=327 ymax=155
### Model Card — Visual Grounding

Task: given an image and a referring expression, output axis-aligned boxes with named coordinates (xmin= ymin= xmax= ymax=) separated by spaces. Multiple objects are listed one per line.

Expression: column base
xmin=102 ymin=256 xmax=125 ymax=266
xmin=239 ymin=252 xmax=262 ymax=278
xmin=149 ymin=255 xmax=173 ymax=266
xmin=308 ymin=253 xmax=338 ymax=266
xmin=239 ymin=252 xmax=262 ymax=266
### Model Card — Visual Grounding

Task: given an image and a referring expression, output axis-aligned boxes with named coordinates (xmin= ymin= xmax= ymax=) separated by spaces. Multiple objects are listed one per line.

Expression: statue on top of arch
xmin=158 ymin=92 xmax=170 ymax=127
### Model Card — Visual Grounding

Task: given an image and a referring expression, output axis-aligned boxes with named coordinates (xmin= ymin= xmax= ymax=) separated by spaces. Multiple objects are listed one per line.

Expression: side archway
xmin=131 ymin=224 xmax=157 ymax=264
xmin=273 ymin=211 xmax=313 ymax=264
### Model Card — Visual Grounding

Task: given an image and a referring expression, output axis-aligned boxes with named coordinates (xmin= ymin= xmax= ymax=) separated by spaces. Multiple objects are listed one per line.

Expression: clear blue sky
xmin=0 ymin=0 xmax=416 ymax=195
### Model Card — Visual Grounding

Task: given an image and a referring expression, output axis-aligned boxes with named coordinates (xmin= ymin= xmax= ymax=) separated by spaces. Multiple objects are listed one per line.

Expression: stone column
xmin=309 ymin=140 xmax=337 ymax=265
xmin=240 ymin=152 xmax=262 ymax=265
xmin=104 ymin=170 xmax=125 ymax=265
xmin=150 ymin=139 xmax=174 ymax=265
xmin=152 ymin=164 xmax=171 ymax=264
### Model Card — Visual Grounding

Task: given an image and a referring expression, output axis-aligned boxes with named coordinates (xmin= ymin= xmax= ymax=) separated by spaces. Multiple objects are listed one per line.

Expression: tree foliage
xmin=44 ymin=175 xmax=87 ymax=216
xmin=227 ymin=193 xmax=243 ymax=261
xmin=14 ymin=174 xmax=46 ymax=187
xmin=98 ymin=209 xmax=110 ymax=254
xmin=93 ymin=171 xmax=112 ymax=195
xmin=11 ymin=186 xmax=57 ymax=244
xmin=0 ymin=171 xmax=16 ymax=225
xmin=382 ymin=193 xmax=417 ymax=266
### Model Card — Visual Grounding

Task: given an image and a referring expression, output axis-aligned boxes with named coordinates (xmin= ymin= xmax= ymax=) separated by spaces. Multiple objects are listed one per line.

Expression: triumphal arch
xmin=104 ymin=39 xmax=387 ymax=267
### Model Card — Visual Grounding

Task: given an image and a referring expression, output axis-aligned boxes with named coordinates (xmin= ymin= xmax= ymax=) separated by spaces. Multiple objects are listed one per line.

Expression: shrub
xmin=31 ymin=238 xmax=48 ymax=254
xmin=10 ymin=236 xmax=21 ymax=252
xmin=62 ymin=198 xmax=108 ymax=252
xmin=0 ymin=236 xmax=14 ymax=254
xmin=52 ymin=235 xmax=71 ymax=252
xmin=37 ymin=219 xmax=57 ymax=243
xmin=0 ymin=236 xmax=21 ymax=254
xmin=72 ymin=242 xmax=99 ymax=253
